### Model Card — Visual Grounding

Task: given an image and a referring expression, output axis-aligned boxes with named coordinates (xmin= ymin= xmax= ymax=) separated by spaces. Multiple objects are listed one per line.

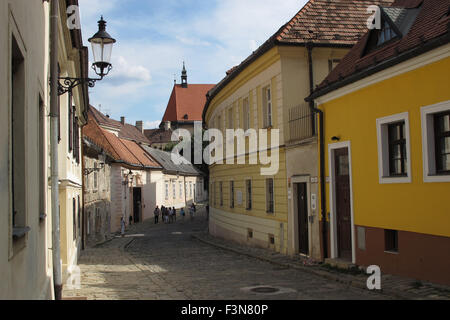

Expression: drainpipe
xmin=50 ymin=0 xmax=63 ymax=300
xmin=306 ymin=42 xmax=328 ymax=260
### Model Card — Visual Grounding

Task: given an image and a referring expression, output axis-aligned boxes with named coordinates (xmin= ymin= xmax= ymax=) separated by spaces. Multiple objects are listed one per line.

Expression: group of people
xmin=153 ymin=203 xmax=197 ymax=224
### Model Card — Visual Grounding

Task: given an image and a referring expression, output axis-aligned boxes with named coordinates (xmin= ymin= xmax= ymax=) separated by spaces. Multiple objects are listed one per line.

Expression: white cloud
xmin=144 ymin=121 xmax=161 ymax=129
xmin=81 ymin=0 xmax=307 ymax=127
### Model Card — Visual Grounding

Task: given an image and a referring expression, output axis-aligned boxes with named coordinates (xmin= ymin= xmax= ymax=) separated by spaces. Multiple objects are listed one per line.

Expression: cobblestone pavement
xmin=64 ymin=208 xmax=396 ymax=300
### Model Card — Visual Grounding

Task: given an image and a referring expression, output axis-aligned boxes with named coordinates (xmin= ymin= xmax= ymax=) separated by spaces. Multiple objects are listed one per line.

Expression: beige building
xmin=0 ymin=0 xmax=53 ymax=300
xmin=1 ymin=0 xmax=96 ymax=299
xmin=82 ymin=137 xmax=113 ymax=247
xmin=142 ymin=147 xmax=207 ymax=210
xmin=55 ymin=0 xmax=89 ymax=283
xmin=203 ymin=0 xmax=393 ymax=260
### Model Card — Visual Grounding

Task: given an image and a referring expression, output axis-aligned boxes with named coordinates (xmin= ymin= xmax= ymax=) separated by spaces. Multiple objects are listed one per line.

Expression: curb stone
xmin=191 ymin=233 xmax=448 ymax=300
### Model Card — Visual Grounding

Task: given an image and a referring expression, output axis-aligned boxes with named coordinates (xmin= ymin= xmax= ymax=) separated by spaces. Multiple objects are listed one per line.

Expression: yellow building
xmin=308 ymin=0 xmax=450 ymax=285
xmin=203 ymin=0 xmax=393 ymax=257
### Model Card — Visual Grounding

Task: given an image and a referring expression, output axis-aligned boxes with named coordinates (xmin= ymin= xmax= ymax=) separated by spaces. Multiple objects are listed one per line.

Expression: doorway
xmin=297 ymin=183 xmax=309 ymax=255
xmin=333 ymin=148 xmax=352 ymax=260
xmin=133 ymin=187 xmax=142 ymax=224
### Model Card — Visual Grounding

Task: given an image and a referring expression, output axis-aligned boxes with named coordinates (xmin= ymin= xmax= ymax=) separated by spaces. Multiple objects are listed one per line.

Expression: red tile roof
xmin=276 ymin=0 xmax=395 ymax=46
xmin=83 ymin=111 xmax=161 ymax=169
xmin=310 ymin=0 xmax=450 ymax=98
xmin=89 ymin=105 xmax=151 ymax=145
xmin=204 ymin=0 xmax=394 ymax=120
xmin=163 ymin=84 xmax=215 ymax=122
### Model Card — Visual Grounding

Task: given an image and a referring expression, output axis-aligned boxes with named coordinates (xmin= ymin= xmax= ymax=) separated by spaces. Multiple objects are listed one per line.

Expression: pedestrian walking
xmin=206 ymin=204 xmax=209 ymax=221
xmin=180 ymin=207 xmax=185 ymax=222
xmin=189 ymin=203 xmax=195 ymax=221
xmin=154 ymin=206 xmax=160 ymax=224
xmin=163 ymin=206 xmax=169 ymax=224
xmin=169 ymin=207 xmax=174 ymax=224
xmin=120 ymin=216 xmax=126 ymax=237
xmin=172 ymin=207 xmax=177 ymax=222
xmin=129 ymin=215 xmax=133 ymax=226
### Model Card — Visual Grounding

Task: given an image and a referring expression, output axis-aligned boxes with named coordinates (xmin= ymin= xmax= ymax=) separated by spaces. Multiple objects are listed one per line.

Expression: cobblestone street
xmin=63 ymin=208 xmax=396 ymax=300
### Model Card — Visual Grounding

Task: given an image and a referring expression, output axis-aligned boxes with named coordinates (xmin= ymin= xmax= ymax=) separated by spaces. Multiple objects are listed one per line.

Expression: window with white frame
xmin=179 ymin=182 xmax=183 ymax=198
xmin=243 ymin=97 xmax=250 ymax=131
xmin=228 ymin=107 xmax=234 ymax=129
xmin=376 ymin=112 xmax=411 ymax=184
xmin=421 ymin=100 xmax=450 ymax=182
xmin=173 ymin=183 xmax=176 ymax=199
xmin=165 ymin=182 xmax=169 ymax=200
xmin=263 ymin=86 xmax=272 ymax=128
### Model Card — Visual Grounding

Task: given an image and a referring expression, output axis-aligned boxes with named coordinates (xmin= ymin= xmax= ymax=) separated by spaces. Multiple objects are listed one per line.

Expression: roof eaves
xmin=307 ymin=31 xmax=450 ymax=101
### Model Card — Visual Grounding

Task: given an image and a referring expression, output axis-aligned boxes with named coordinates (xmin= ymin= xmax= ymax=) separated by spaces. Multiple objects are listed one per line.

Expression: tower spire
xmin=181 ymin=61 xmax=188 ymax=88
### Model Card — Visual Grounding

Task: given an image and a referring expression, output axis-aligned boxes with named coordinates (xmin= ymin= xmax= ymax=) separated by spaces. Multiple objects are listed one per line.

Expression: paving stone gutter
xmin=191 ymin=232 xmax=450 ymax=301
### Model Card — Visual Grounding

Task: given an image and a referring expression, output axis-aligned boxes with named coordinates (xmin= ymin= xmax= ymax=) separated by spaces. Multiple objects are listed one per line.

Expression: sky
xmin=78 ymin=0 xmax=307 ymax=129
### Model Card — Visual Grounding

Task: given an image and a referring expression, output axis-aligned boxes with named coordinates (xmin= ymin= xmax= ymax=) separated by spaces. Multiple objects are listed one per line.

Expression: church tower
xmin=181 ymin=62 xmax=188 ymax=88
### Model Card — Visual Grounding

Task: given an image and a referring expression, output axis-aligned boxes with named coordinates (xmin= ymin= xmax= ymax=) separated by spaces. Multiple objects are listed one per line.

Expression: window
xmin=385 ymin=230 xmax=398 ymax=252
xmin=243 ymin=97 xmax=250 ymax=131
xmin=68 ymin=93 xmax=73 ymax=152
xmin=266 ymin=178 xmax=274 ymax=213
xmin=229 ymin=181 xmax=234 ymax=208
xmin=73 ymin=198 xmax=76 ymax=240
xmin=421 ymin=101 xmax=450 ymax=182
xmin=377 ymin=20 xmax=397 ymax=46
xmin=388 ymin=122 xmax=407 ymax=176
xmin=11 ymin=34 xmax=27 ymax=235
xmin=263 ymin=86 xmax=272 ymax=128
xmin=376 ymin=113 xmax=411 ymax=184
xmin=87 ymin=212 xmax=91 ymax=235
xmin=246 ymin=180 xmax=252 ymax=210
xmin=78 ymin=196 xmax=81 ymax=234
xmin=228 ymin=108 xmax=234 ymax=129
xmin=189 ymin=182 xmax=192 ymax=197
xmin=434 ymin=112 xmax=450 ymax=174
xmin=217 ymin=115 xmax=222 ymax=132
xmin=212 ymin=182 xmax=216 ymax=206
xmin=173 ymin=183 xmax=176 ymax=199
xmin=93 ymin=163 xmax=98 ymax=190
xmin=219 ymin=182 xmax=223 ymax=206
xmin=328 ymin=59 xmax=341 ymax=73
xmin=39 ymin=96 xmax=46 ymax=220
xmin=179 ymin=182 xmax=183 ymax=198
xmin=247 ymin=228 xmax=253 ymax=240
xmin=165 ymin=182 xmax=169 ymax=200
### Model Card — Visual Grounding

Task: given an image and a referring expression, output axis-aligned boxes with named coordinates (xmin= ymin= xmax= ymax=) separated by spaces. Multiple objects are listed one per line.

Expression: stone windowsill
xmin=13 ymin=227 xmax=31 ymax=240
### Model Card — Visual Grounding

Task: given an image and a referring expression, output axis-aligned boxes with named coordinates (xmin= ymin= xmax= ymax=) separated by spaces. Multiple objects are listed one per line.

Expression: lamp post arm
xmin=57 ymin=76 xmax=103 ymax=96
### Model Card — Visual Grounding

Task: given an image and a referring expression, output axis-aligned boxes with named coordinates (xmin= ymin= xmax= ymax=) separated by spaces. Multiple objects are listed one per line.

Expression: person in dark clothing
xmin=154 ymin=206 xmax=160 ymax=224
xmin=129 ymin=215 xmax=133 ymax=226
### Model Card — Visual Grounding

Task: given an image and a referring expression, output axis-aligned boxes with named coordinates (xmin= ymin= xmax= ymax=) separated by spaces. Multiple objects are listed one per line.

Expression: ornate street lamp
xmin=58 ymin=16 xmax=116 ymax=96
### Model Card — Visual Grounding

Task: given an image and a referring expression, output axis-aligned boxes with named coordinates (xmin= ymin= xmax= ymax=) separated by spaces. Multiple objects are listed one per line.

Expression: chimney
xmin=164 ymin=121 xmax=171 ymax=131
xmin=136 ymin=121 xmax=143 ymax=133
xmin=120 ymin=117 xmax=125 ymax=125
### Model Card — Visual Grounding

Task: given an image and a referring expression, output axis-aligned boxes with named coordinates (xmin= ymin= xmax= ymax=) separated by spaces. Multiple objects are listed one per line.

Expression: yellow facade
xmin=206 ymin=47 xmax=290 ymax=253
xmin=319 ymin=53 xmax=450 ymax=236
xmin=316 ymin=44 xmax=450 ymax=284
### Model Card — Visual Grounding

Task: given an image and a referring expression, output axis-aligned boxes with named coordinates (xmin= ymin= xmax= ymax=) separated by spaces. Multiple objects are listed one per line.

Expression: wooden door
xmin=297 ymin=183 xmax=309 ymax=255
xmin=334 ymin=148 xmax=352 ymax=260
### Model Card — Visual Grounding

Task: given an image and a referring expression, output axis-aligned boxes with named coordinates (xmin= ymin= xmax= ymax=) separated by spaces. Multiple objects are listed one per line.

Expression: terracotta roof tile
xmin=204 ymin=0 xmax=394 ymax=119
xmin=163 ymin=84 xmax=215 ymax=122
xmin=312 ymin=0 xmax=450 ymax=97
xmin=90 ymin=105 xmax=151 ymax=145
xmin=84 ymin=110 xmax=161 ymax=169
